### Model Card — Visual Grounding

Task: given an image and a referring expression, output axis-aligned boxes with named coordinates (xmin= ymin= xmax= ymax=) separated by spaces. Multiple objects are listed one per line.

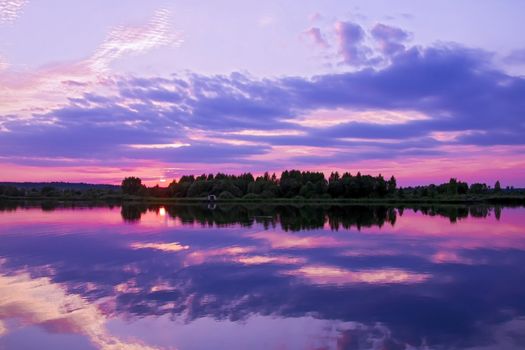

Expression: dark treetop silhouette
xmin=116 ymin=170 xmax=522 ymax=203
xmin=1 ymin=170 xmax=523 ymax=203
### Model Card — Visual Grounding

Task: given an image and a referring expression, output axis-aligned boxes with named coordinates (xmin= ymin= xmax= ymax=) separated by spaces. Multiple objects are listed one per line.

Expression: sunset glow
xmin=1 ymin=202 xmax=525 ymax=349
xmin=0 ymin=1 xmax=523 ymax=185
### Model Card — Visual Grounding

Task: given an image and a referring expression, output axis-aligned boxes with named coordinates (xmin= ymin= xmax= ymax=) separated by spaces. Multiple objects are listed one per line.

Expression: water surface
xmin=0 ymin=203 xmax=524 ymax=350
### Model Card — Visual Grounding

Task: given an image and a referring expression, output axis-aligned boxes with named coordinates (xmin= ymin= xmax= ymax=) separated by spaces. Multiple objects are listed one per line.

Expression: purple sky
xmin=1 ymin=0 xmax=524 ymax=186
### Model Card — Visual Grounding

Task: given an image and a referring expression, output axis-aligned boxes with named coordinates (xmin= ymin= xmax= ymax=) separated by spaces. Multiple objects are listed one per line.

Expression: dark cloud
xmin=1 ymin=43 xmax=524 ymax=168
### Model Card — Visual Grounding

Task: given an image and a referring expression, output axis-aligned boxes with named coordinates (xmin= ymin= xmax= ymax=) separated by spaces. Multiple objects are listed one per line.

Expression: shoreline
xmin=1 ymin=195 xmax=524 ymax=206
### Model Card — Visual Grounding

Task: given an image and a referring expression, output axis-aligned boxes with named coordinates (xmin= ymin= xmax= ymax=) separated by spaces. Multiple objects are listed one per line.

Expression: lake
xmin=0 ymin=203 xmax=524 ymax=350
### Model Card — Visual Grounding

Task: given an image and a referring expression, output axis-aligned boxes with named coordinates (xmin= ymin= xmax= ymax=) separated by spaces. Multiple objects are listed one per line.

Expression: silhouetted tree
xmin=470 ymin=183 xmax=488 ymax=194
xmin=118 ymin=171 xmax=518 ymax=202
xmin=387 ymin=176 xmax=397 ymax=195
xmin=121 ymin=177 xmax=144 ymax=195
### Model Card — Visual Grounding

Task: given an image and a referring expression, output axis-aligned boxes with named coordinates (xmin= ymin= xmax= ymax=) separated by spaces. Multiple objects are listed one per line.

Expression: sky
xmin=0 ymin=0 xmax=524 ymax=186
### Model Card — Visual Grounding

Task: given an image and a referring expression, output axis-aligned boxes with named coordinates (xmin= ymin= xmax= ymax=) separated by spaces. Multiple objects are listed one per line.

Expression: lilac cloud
xmin=1 ymin=43 xmax=524 ymax=172
xmin=128 ymin=143 xmax=270 ymax=164
xmin=371 ymin=23 xmax=410 ymax=56
xmin=304 ymin=27 xmax=329 ymax=48
xmin=504 ymin=48 xmax=525 ymax=65
xmin=334 ymin=21 xmax=372 ymax=65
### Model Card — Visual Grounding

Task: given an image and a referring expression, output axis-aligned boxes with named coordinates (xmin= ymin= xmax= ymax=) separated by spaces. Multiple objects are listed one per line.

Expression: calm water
xmin=0 ymin=203 xmax=524 ymax=350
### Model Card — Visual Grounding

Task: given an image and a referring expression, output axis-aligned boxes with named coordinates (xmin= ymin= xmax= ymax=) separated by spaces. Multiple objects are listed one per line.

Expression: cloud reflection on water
xmin=0 ymin=204 xmax=524 ymax=349
xmin=0 ymin=269 xmax=161 ymax=350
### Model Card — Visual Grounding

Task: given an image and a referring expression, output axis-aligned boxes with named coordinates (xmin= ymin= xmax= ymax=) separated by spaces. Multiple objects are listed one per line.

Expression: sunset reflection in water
xmin=0 ymin=204 xmax=524 ymax=349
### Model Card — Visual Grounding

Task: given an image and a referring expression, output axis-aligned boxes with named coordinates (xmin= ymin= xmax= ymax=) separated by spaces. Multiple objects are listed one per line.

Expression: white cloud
xmin=90 ymin=9 xmax=183 ymax=72
xmin=0 ymin=270 xmax=162 ymax=350
xmin=0 ymin=8 xmax=183 ymax=116
xmin=0 ymin=0 xmax=28 ymax=23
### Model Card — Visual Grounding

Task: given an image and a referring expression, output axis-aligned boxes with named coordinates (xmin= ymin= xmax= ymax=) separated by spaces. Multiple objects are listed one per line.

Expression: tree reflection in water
xmin=118 ymin=203 xmax=506 ymax=229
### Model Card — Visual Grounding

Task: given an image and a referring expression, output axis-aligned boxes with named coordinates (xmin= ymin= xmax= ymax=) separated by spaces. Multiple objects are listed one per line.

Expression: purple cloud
xmin=334 ymin=21 xmax=372 ymax=65
xmin=504 ymin=48 xmax=525 ymax=65
xmin=371 ymin=23 xmax=410 ymax=56
xmin=1 ymin=44 xmax=524 ymax=171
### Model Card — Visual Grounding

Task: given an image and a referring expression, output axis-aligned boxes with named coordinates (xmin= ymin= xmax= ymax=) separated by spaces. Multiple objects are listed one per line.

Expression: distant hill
xmin=0 ymin=182 xmax=120 ymax=191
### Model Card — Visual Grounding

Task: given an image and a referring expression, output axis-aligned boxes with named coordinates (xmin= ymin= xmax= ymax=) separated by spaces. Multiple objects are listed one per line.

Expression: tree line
xmin=0 ymin=171 xmax=517 ymax=201
xmin=120 ymin=171 xmax=513 ymax=200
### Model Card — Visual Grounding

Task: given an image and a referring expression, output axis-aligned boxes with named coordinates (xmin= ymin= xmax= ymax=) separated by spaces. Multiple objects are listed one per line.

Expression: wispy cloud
xmin=90 ymin=9 xmax=183 ymax=72
xmin=285 ymin=265 xmax=429 ymax=285
xmin=130 ymin=242 xmax=190 ymax=252
xmin=0 ymin=8 xmax=183 ymax=116
xmin=304 ymin=27 xmax=329 ymax=48
xmin=0 ymin=0 xmax=27 ymax=23
xmin=0 ymin=270 xmax=161 ymax=350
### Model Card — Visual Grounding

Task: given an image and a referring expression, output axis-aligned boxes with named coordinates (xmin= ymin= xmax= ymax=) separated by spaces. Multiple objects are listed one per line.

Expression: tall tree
xmin=387 ymin=176 xmax=397 ymax=194
xmin=121 ymin=177 xmax=144 ymax=195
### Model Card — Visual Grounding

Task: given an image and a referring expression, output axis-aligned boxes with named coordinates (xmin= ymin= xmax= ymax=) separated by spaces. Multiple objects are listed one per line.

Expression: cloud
xmin=0 ymin=9 xmax=182 ymax=117
xmin=90 ymin=9 xmax=183 ymax=72
xmin=0 ymin=0 xmax=27 ymax=23
xmin=371 ymin=23 xmax=410 ymax=56
xmin=334 ymin=21 xmax=373 ymax=65
xmin=503 ymin=48 xmax=525 ymax=65
xmin=311 ymin=21 xmax=410 ymax=66
xmin=304 ymin=27 xmax=329 ymax=48
xmin=285 ymin=265 xmax=429 ymax=285
xmin=1 ymin=43 xmax=524 ymax=184
xmin=0 ymin=270 xmax=161 ymax=350
xmin=130 ymin=242 xmax=190 ymax=252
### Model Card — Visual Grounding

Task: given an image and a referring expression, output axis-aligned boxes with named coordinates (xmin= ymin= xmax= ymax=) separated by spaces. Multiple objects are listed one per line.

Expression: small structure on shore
xmin=207 ymin=194 xmax=216 ymax=202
